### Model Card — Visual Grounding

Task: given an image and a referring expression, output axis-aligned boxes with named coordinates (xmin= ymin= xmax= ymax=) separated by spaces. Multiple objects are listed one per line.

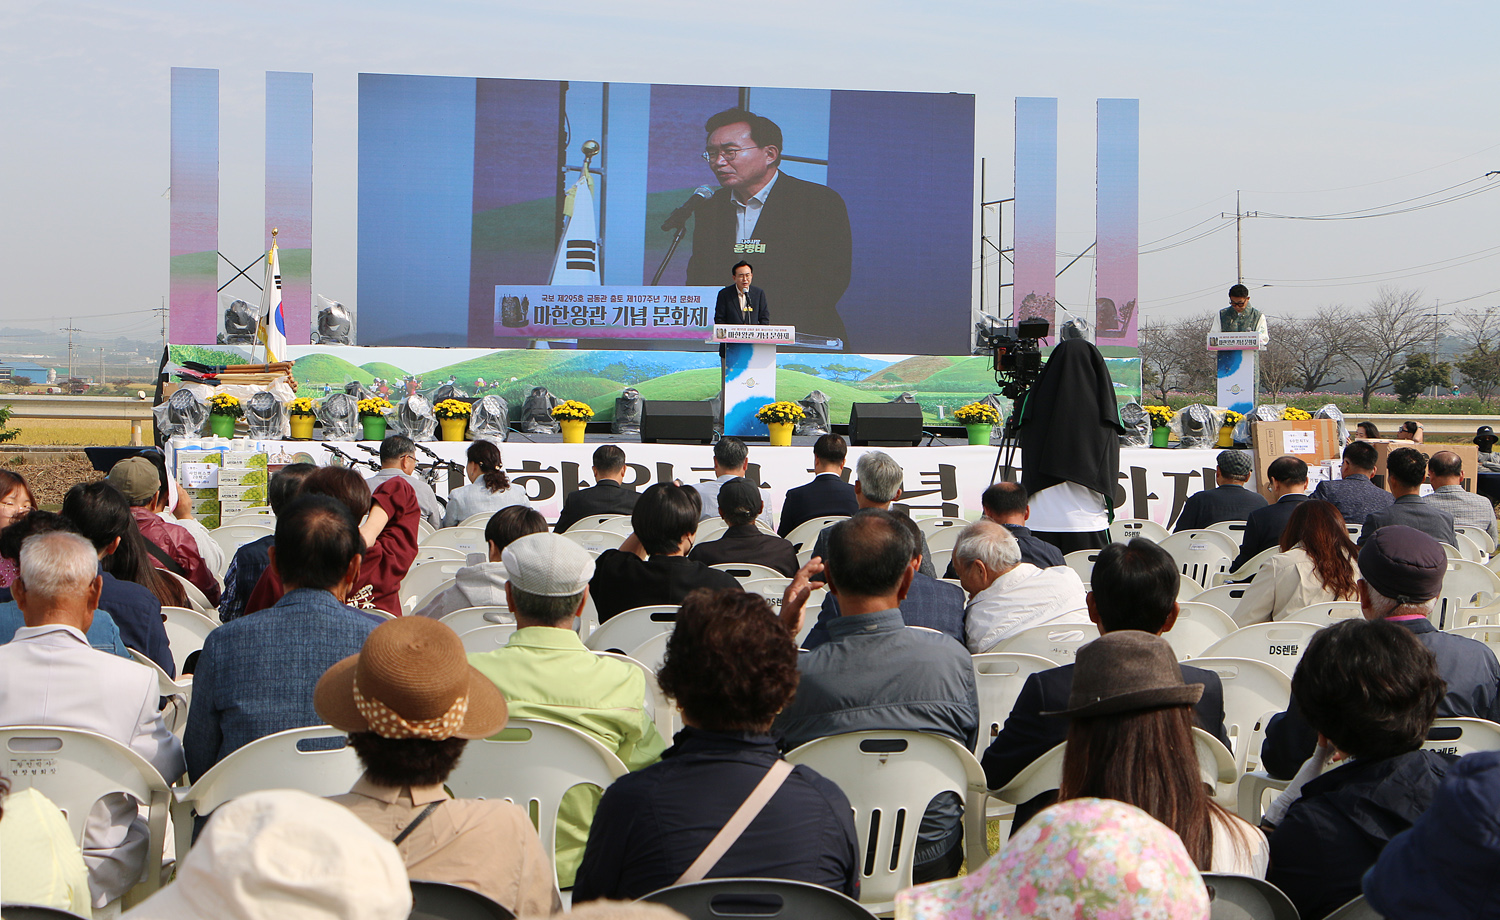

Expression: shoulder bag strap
xmin=142 ymin=537 xmax=190 ymax=579
xmin=674 ymin=759 xmax=794 ymax=887
xmin=392 ymin=800 xmax=442 ymax=847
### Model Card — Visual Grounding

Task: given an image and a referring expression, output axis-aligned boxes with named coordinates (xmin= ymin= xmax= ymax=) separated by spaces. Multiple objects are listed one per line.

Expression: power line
xmin=1253 ymin=176 xmax=1499 ymax=221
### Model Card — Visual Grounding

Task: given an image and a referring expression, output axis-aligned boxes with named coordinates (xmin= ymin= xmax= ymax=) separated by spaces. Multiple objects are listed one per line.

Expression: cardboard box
xmin=1361 ymin=440 xmax=1480 ymax=494
xmin=1250 ymin=419 xmax=1342 ymax=500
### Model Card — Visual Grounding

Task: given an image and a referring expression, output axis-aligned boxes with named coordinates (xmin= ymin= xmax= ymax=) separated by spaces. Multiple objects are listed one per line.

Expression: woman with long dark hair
xmin=1232 ymin=499 xmax=1359 ymax=626
xmin=441 ymin=440 xmax=533 ymax=527
xmin=1056 ymin=631 xmax=1267 ymax=876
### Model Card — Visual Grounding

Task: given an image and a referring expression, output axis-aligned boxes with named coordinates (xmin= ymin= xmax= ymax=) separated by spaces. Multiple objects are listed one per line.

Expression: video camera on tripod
xmin=976 ymin=316 xmax=1050 ymax=401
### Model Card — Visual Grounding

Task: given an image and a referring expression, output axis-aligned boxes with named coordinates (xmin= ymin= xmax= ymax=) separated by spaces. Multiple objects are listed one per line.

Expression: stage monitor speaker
xmin=849 ymin=402 xmax=923 ymax=447
xmin=640 ymin=400 xmax=716 ymax=444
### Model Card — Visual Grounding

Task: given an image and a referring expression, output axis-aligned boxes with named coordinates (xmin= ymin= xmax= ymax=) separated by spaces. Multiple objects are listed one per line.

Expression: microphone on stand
xmin=660 ymin=186 xmax=715 ymax=232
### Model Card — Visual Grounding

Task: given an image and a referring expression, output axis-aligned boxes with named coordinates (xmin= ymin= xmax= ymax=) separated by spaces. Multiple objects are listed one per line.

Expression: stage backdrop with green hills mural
xmin=168 ymin=345 xmax=1142 ymax=425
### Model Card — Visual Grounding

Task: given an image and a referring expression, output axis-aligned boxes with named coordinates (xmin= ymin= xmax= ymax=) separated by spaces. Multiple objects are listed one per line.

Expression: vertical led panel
xmin=169 ymin=67 xmax=218 ymax=344
xmin=266 ymin=71 xmax=313 ymax=345
xmin=1096 ymin=99 xmax=1139 ymax=345
xmin=1013 ymin=98 xmax=1057 ymax=336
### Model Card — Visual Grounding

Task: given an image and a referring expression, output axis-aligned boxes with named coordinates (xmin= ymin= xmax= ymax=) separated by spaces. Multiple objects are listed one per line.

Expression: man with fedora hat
xmin=320 ymin=617 xmax=559 ymax=916
xmin=468 ymin=532 xmax=666 ymax=888
xmin=1173 ymin=449 xmax=1267 ymax=532
xmin=1261 ymin=524 xmax=1500 ymax=779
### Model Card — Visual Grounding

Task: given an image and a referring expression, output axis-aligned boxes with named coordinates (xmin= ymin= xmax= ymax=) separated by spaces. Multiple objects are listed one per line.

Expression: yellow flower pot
xmin=560 ymin=418 xmax=587 ymax=444
xmin=439 ymin=418 xmax=468 ymax=441
xmin=289 ymin=415 xmax=315 ymax=440
xmin=1217 ymin=425 xmax=1235 ymax=448
xmin=766 ymin=421 xmax=793 ymax=446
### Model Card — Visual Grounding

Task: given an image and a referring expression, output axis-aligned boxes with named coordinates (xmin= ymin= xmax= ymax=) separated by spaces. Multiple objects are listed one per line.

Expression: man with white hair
xmin=954 ymin=520 xmax=1088 ymax=653
xmin=0 ymin=531 xmax=184 ymax=908
xmin=807 ymin=450 xmax=936 ymax=581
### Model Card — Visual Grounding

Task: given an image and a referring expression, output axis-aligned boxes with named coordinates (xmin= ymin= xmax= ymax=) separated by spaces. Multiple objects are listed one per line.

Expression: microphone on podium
xmin=661 ymin=186 xmax=715 ymax=232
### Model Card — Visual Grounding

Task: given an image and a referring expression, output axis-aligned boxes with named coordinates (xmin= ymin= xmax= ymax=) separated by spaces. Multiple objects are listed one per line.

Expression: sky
xmin=2 ymin=0 xmax=1498 ymax=344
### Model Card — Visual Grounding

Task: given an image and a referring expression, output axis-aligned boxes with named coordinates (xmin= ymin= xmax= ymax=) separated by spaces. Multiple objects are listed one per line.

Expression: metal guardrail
xmin=3 ymin=395 xmax=152 ymax=446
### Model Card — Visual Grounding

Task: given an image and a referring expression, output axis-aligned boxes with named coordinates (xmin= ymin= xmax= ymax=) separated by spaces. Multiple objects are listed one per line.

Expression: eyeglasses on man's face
xmin=702 ymin=145 xmax=765 ymax=163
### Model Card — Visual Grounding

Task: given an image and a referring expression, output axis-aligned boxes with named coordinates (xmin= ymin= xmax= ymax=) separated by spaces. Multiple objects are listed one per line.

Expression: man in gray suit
xmin=1426 ymin=450 xmax=1498 ymax=543
xmin=1360 ymin=447 xmax=1457 ymax=547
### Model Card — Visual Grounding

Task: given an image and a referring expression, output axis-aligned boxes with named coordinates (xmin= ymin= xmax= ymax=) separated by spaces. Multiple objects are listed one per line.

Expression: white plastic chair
xmin=709 ymin=562 xmax=787 ymax=585
xmin=783 ymin=516 xmax=851 ymax=551
xmin=1162 ymin=529 xmax=1241 ymax=559
xmin=1062 ymin=549 xmax=1100 ymax=583
xmin=439 ymin=605 xmax=514 ymax=636
xmin=419 ymin=526 xmax=487 ymax=555
xmin=459 ymin=623 xmax=519 ymax=654
xmin=161 ymin=605 xmax=217 ymax=675
xmin=1423 ymin=717 xmax=1500 ymax=758
xmin=444 ymin=718 xmax=629 ymax=892
xmin=695 ymin=518 xmax=730 ymax=543
xmin=1284 ymin=601 xmax=1364 ymax=627
xmin=929 ymin=548 xmax=953 ymax=576
xmin=1193 ymin=583 xmax=1251 ymax=618
xmin=1200 ymin=621 xmax=1324 ymax=677
xmin=989 ymin=623 xmax=1095 ymax=665
xmin=1187 ymin=657 xmax=1294 ymax=774
xmin=915 ymin=516 xmax=967 ymax=539
xmin=1163 ymin=602 xmax=1239 ymax=660
xmin=1454 ymin=531 xmax=1487 ymax=563
xmin=0 ymin=725 xmax=172 ymax=907
xmin=1177 ymin=573 xmax=1202 ymax=601
xmin=1159 ymin=532 xmax=1234 ymax=588
xmin=564 ymin=528 xmax=628 ymax=555
xmin=413 ymin=544 xmax=467 ymax=564
xmin=165 ymin=570 xmax=217 ymax=617
xmin=924 ymin=526 xmax=962 ymax=553
xmin=784 ymin=730 xmax=988 ymax=914
xmin=1458 ymin=525 xmax=1497 ymax=555
xmin=399 ymin=560 xmax=467 ymax=613
xmin=1448 ymin=624 xmax=1500 ymax=656
xmin=595 ymin=650 xmax=676 ymax=740
xmin=558 ymin=513 xmax=629 ymax=534
xmin=416 ymin=518 xmax=436 ymax=542
xmin=583 ymin=605 xmax=679 ymax=655
xmin=127 ymin=649 xmax=192 ymax=739
xmin=1205 ymin=520 xmax=1249 ymax=548
xmin=171 ymin=725 xmax=360 ymax=860
xmin=208 ymin=523 xmax=275 ymax=560
xmin=971 ymin=652 xmax=1057 ymax=755
xmin=1108 ymin=517 xmax=1171 ymax=544
xmin=221 ymin=508 xmax=275 ymax=526
xmin=624 ymin=630 xmax=671 ymax=671
xmin=643 ymin=878 xmax=877 ymax=920
xmin=1438 ymin=560 xmax=1500 ymax=628
xmin=744 ymin=577 xmax=825 ymax=648
xmin=589 ymin=516 xmax=637 ymax=537
xmin=458 ymin=511 xmax=498 ymax=529
xmin=1219 ymin=545 xmax=1279 ymax=585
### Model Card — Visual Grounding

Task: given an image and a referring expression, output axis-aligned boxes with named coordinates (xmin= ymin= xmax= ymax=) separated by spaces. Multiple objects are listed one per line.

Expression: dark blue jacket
xmin=1173 ymin=484 xmax=1267 ymax=532
xmin=1310 ymin=473 xmax=1393 ymax=525
xmin=777 ymin=473 xmax=858 ymax=538
xmin=572 ymin=728 xmax=859 ymax=903
xmin=1231 ymin=493 xmax=1310 ymax=570
xmin=553 ymin=480 xmax=639 ymax=534
xmin=219 ymin=534 xmax=274 ymax=622
xmin=801 ymin=572 xmax=967 ymax=650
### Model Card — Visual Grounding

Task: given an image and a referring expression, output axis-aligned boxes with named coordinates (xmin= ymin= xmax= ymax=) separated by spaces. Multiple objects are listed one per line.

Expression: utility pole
xmin=60 ymin=320 xmax=81 ymax=385
xmin=1222 ymin=192 xmax=1257 ymax=285
xmin=99 ymin=348 xmax=105 ymax=386
xmin=158 ymin=297 xmax=167 ymax=354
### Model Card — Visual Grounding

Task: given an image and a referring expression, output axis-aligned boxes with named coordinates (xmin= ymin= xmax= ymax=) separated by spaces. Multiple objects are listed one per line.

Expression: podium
xmin=711 ymin=324 xmax=797 ymax=437
xmin=1207 ymin=330 xmax=1267 ymax=415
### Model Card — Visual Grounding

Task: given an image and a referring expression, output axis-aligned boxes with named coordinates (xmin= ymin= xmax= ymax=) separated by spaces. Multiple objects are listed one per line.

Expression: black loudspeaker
xmin=640 ymin=401 xmax=716 ymax=444
xmin=849 ymin=402 xmax=924 ymax=447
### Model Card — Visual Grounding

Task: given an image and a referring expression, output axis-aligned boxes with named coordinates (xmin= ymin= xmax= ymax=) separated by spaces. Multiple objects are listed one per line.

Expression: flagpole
xmin=264 ymin=228 xmax=278 ymax=365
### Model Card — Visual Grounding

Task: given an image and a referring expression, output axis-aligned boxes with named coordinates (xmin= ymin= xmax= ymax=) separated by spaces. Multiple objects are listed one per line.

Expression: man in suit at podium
xmin=714 ymin=261 xmax=770 ymax=326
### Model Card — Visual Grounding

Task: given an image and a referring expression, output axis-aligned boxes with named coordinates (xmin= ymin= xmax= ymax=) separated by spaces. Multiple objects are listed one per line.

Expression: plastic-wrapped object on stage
xmin=796 ymin=391 xmax=831 ymax=436
xmin=520 ymin=387 xmax=560 ymax=434
xmin=393 ymin=395 xmax=437 ymax=442
xmin=344 ymin=381 xmax=373 ymax=401
xmin=155 ymin=388 xmax=210 ymax=439
xmin=317 ymin=393 xmax=360 ymax=441
xmin=890 ymin=392 xmax=918 ymax=404
xmin=430 ymin=383 xmax=466 ymax=405
xmin=1119 ymin=402 xmax=1150 ymax=447
xmin=705 ymin=394 xmax=723 ymax=437
xmin=1173 ymin=404 xmax=1223 ymax=449
xmin=612 ymin=388 xmax=643 ymax=436
xmin=245 ymin=391 xmax=286 ymax=440
xmin=1314 ymin=404 xmax=1348 ymax=445
xmin=468 ymin=395 xmax=510 ymax=442
xmin=1233 ymin=404 xmax=1285 ymax=445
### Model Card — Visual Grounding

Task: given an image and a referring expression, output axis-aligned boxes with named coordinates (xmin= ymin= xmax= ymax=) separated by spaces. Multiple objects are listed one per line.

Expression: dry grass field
xmin=8 ymin=418 xmax=153 ymax=447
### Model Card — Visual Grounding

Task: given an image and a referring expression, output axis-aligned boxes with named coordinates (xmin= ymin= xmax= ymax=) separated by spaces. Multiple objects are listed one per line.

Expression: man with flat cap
xmin=1173 ymin=450 xmax=1267 ymax=532
xmin=1261 ymin=524 xmax=1500 ymax=779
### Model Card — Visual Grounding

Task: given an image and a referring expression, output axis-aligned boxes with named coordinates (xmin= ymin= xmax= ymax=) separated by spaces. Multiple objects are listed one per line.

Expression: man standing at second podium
xmin=715 ymin=261 xmax=770 ymax=326
xmin=1218 ymin=283 xmax=1267 ymax=334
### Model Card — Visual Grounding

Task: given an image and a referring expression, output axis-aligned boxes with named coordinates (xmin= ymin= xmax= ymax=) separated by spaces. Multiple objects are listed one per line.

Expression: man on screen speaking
xmin=686 ymin=108 xmax=852 ymax=342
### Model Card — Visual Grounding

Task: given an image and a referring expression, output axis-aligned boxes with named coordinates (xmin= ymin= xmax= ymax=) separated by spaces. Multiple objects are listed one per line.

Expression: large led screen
xmin=358 ymin=76 xmax=975 ymax=354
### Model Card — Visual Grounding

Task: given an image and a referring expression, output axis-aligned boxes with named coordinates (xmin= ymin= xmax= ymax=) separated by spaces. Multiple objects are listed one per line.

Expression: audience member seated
xmin=773 ymin=511 xmax=978 ymax=883
xmin=554 ymin=445 xmax=640 ymax=533
xmin=442 ymin=439 xmax=535 ymax=527
xmin=1173 ymin=449 xmax=1267 ymax=532
xmin=0 ymin=469 xmax=34 ymax=587
xmin=368 ymin=434 xmax=444 ymax=529
xmin=776 ymin=433 xmax=857 ymax=537
xmin=803 ymin=510 xmax=966 ymax=650
xmin=982 ymin=538 xmax=1229 ymax=831
xmin=807 ymin=450 xmax=936 ymax=581
xmin=244 ymin=465 xmax=420 ymax=617
xmin=1055 ymin=631 xmax=1267 ymax=875
xmin=956 ymin=520 xmax=1088 ymax=653
xmin=106 ymin=456 xmax=221 ymax=605
xmin=895 ymin=798 xmax=1209 ymax=920
xmin=0 ymin=531 xmax=184 ymax=908
xmin=414 ymin=505 xmax=546 ymax=619
xmin=690 ymin=436 xmax=773 ymax=530
xmin=60 ymin=481 xmax=180 ymax=673
xmin=469 ymin=531 xmax=666 ymax=887
xmin=1263 ymin=618 xmax=1452 ymax=920
xmin=1426 ymin=449 xmax=1498 ymax=542
xmin=688 ymin=477 xmax=799 ymax=576
xmin=1261 ymin=525 xmax=1500 ymax=778
xmin=1232 ymin=499 xmax=1359 ymax=627
xmin=0 ymin=512 xmax=128 ymax=658
xmin=589 ymin=483 xmax=739 ymax=622
xmin=119 ymin=790 xmax=412 ymax=920
xmin=219 ymin=462 xmax=314 ymax=622
xmin=940 ymin=482 xmax=1066 ymax=580
xmin=1363 ymin=748 xmax=1500 ymax=919
xmin=0 ymin=776 xmax=93 ymax=915
xmin=1353 ymin=421 xmax=1381 ymax=440
xmin=1359 ymin=446 xmax=1457 ymax=547
xmin=1230 ymin=455 xmax=1311 ymax=570
xmin=185 ymin=496 xmax=378 ymax=781
xmin=1397 ymin=419 xmax=1425 ymax=442
xmin=573 ymin=589 xmax=858 ymax=901
xmin=318 ymin=617 xmax=559 ymax=915
xmin=1309 ymin=440 xmax=1393 ymax=525
xmin=139 ymin=450 xmax=226 ymax=582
